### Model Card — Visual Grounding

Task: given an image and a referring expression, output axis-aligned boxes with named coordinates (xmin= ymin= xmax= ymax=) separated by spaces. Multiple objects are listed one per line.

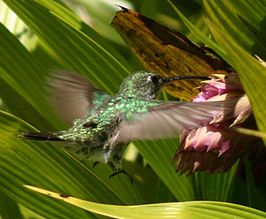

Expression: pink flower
xmin=174 ymin=74 xmax=253 ymax=173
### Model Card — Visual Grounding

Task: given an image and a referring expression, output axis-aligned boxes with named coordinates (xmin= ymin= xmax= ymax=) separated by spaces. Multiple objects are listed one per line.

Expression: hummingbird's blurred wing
xmin=117 ymin=98 xmax=240 ymax=142
xmin=49 ymin=70 xmax=110 ymax=124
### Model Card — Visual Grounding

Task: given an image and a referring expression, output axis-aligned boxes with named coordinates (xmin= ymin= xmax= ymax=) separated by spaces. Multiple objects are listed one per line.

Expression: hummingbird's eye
xmin=148 ymin=75 xmax=159 ymax=84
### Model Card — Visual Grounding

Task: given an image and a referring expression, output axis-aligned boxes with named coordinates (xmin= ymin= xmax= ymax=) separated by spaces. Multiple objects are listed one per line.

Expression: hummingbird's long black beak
xmin=162 ymin=75 xmax=210 ymax=83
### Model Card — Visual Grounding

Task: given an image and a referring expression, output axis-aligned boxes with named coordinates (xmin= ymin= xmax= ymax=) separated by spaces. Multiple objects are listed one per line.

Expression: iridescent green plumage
xmin=55 ymin=72 xmax=162 ymax=164
xmin=21 ymin=71 xmax=239 ymax=174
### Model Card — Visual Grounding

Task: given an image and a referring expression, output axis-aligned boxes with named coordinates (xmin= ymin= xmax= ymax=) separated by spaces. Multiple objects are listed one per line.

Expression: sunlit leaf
xmin=25 ymin=185 xmax=266 ymax=219
xmin=3 ymin=0 xmax=131 ymax=93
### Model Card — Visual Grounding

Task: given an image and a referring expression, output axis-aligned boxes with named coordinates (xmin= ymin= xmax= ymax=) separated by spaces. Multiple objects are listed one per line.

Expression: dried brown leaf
xmin=112 ymin=8 xmax=230 ymax=100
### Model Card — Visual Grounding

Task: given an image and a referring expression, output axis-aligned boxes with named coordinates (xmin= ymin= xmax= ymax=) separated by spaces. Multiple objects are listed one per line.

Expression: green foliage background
xmin=0 ymin=0 xmax=265 ymax=218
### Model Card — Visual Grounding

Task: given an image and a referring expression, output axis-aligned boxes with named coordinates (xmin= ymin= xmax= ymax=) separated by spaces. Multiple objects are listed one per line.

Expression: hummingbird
xmin=20 ymin=70 xmax=238 ymax=177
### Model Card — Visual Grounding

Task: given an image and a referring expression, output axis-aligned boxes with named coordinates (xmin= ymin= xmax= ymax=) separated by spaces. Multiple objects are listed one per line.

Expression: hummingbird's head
xmin=119 ymin=71 xmax=209 ymax=100
xmin=118 ymin=71 xmax=165 ymax=100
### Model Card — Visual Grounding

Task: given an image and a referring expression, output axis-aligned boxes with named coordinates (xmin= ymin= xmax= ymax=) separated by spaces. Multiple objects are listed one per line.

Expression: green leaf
xmin=3 ymin=0 xmax=131 ymax=93
xmin=0 ymin=110 xmax=141 ymax=218
xmin=25 ymin=185 xmax=266 ymax=219
xmin=207 ymin=21 xmax=266 ymax=132
xmin=166 ymin=0 xmax=226 ymax=56
xmin=193 ymin=164 xmax=237 ymax=201
xmin=233 ymin=127 xmax=266 ymax=139
xmin=203 ymin=1 xmax=255 ymax=51
xmin=135 ymin=140 xmax=195 ymax=201
xmin=0 ymin=23 xmax=59 ymax=130
xmin=202 ymin=0 xmax=266 ymax=57
xmin=0 ymin=1 xmax=38 ymax=51
xmin=0 ymin=191 xmax=23 ymax=219
xmin=0 ymin=0 xmax=264 ymax=217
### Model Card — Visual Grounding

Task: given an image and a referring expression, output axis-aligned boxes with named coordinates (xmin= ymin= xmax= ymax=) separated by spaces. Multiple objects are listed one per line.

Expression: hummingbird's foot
xmin=92 ymin=161 xmax=100 ymax=168
xmin=109 ymin=169 xmax=133 ymax=183
xmin=107 ymin=161 xmax=115 ymax=171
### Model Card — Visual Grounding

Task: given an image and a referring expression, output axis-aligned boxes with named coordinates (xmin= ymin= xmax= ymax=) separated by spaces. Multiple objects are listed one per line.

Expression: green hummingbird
xmin=20 ymin=70 xmax=236 ymax=177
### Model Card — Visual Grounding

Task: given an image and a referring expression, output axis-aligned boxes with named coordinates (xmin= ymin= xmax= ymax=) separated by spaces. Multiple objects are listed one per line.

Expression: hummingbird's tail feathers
xmin=19 ymin=132 xmax=64 ymax=141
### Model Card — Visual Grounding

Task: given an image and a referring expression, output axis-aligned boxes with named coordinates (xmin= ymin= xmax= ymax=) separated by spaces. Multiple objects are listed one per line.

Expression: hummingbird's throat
xmin=163 ymin=75 xmax=210 ymax=83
